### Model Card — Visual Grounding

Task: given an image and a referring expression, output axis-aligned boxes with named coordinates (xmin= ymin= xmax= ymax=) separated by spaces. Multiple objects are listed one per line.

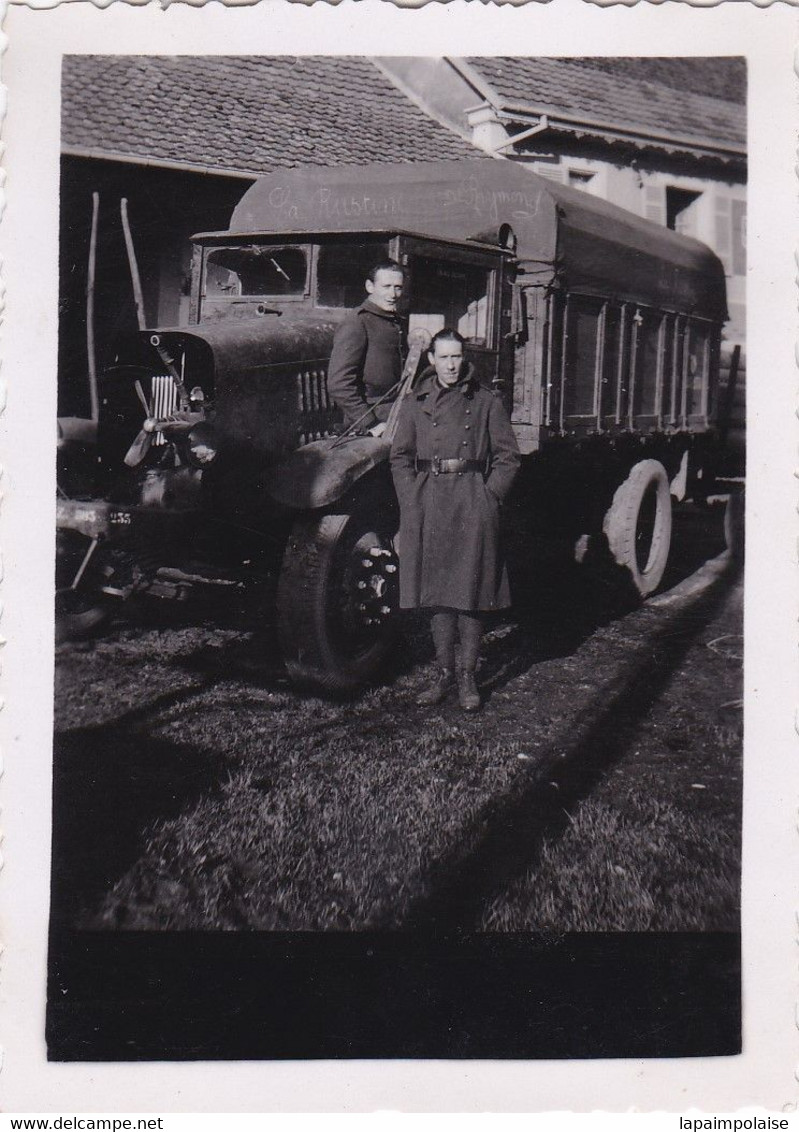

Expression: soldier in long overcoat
xmin=390 ymin=328 xmax=520 ymax=711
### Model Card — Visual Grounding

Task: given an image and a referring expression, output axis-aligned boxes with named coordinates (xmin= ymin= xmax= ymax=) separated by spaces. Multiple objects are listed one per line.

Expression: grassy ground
xmin=52 ymin=517 xmax=742 ymax=932
xmin=478 ymin=587 xmax=743 ymax=932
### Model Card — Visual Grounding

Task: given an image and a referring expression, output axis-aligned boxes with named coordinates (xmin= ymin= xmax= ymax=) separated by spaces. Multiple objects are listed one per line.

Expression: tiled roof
xmin=564 ymin=58 xmax=745 ymax=105
xmin=465 ymin=57 xmax=745 ymax=153
xmin=62 ymin=56 xmax=478 ymax=174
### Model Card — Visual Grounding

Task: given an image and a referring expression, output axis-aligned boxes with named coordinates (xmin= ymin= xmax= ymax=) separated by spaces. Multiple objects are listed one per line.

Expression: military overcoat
xmin=390 ymin=366 xmax=520 ymax=612
xmin=327 ymin=299 xmax=403 ymax=429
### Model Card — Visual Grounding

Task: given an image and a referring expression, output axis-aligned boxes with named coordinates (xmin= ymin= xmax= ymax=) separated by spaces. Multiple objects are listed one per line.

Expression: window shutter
xmin=730 ymin=200 xmax=746 ymax=277
xmin=532 ymin=162 xmax=566 ymax=185
xmin=714 ymin=194 xmax=733 ymax=275
xmin=644 ymin=184 xmax=666 ymax=226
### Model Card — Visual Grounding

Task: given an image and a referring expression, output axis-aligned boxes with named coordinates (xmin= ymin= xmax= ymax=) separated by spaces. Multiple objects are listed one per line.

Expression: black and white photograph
xmin=3 ymin=0 xmax=796 ymax=1112
xmin=49 ymin=48 xmax=747 ymax=1057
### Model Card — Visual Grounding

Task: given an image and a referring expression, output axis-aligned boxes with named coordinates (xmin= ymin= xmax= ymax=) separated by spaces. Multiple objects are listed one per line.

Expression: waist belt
xmin=415 ymin=458 xmax=486 ymax=475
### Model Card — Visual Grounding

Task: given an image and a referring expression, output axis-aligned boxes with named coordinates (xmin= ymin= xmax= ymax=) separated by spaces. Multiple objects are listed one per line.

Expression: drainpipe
xmin=465 ymin=103 xmax=512 ymax=157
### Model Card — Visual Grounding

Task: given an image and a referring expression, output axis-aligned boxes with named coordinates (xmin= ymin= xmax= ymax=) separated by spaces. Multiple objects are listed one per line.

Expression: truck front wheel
xmin=276 ymin=506 xmax=399 ymax=693
xmin=55 ymin=532 xmax=111 ymax=643
xmin=602 ymin=459 xmax=673 ymax=597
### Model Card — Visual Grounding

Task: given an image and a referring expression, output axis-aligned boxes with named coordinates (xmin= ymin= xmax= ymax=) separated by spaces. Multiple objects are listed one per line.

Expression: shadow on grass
xmin=63 ymin=499 xmax=729 ymax=708
xmin=399 ymin=559 xmax=742 ymax=933
xmin=179 ymin=499 xmax=727 ymax=700
xmin=51 ymin=678 xmax=231 ymax=927
xmin=172 ymin=600 xmax=437 ymax=699
xmin=478 ymin=498 xmax=729 ymax=698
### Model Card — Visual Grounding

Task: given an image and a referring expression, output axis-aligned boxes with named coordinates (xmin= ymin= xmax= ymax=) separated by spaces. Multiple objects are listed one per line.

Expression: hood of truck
xmin=143 ymin=314 xmax=343 ymax=463
xmin=149 ymin=313 xmax=341 ymax=383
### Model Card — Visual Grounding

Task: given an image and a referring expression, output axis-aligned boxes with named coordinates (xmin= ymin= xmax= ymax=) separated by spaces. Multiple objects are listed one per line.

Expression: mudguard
xmin=57 ymin=417 xmax=98 ymax=446
xmin=263 ymin=435 xmax=391 ymax=510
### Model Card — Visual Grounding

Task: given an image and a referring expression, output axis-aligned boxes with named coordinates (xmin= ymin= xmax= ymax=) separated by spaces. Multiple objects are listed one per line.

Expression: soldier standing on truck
xmin=390 ymin=329 xmax=520 ymax=713
xmin=327 ymin=260 xmax=405 ymax=438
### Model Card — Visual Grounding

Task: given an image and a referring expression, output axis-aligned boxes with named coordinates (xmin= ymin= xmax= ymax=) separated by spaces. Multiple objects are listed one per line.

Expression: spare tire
xmin=723 ymin=491 xmax=745 ymax=560
xmin=603 ymin=459 xmax=673 ymax=596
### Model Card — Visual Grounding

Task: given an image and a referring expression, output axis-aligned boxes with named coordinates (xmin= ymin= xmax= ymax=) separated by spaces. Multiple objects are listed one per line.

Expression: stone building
xmin=378 ymin=57 xmax=746 ymax=343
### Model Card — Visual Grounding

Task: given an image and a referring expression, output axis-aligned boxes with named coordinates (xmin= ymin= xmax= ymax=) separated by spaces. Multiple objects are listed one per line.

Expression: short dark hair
xmin=367 ymin=259 xmax=404 ymax=283
xmin=429 ymin=328 xmax=466 ymax=352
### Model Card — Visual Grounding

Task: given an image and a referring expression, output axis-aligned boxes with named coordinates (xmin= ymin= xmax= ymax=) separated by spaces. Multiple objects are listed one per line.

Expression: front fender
xmin=263 ymin=436 xmax=391 ymax=509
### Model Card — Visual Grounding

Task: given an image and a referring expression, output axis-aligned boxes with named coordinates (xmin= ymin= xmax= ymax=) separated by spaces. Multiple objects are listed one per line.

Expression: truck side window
xmin=668 ymin=317 xmax=687 ymax=426
xmin=408 ymin=256 xmax=492 ymax=346
xmin=660 ymin=315 xmax=676 ymax=423
xmin=563 ymin=296 xmax=603 ymax=421
xmin=601 ymin=305 xmax=623 ymax=423
xmin=316 ymin=242 xmax=390 ymax=308
xmin=205 ymin=245 xmax=307 ymax=298
xmin=631 ymin=309 xmax=664 ymax=420
xmin=685 ymin=320 xmax=711 ymax=419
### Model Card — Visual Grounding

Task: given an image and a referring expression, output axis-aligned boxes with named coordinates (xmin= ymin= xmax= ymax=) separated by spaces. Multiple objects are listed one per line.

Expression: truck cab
xmin=187 ymin=227 xmax=515 ymax=448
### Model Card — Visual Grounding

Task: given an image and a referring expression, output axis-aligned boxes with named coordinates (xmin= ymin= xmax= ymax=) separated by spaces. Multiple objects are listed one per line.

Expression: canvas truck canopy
xmin=225 ymin=159 xmax=728 ymax=322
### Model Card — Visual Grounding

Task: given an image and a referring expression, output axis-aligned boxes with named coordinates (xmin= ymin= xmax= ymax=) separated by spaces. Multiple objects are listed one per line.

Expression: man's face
xmin=365 ymin=269 xmax=404 ymax=313
xmin=429 ymin=338 xmax=464 ymax=387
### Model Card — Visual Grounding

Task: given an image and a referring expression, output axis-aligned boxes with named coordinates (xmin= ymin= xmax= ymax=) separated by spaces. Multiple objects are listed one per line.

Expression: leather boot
xmin=416 ymin=668 xmax=455 ymax=707
xmin=457 ymin=668 xmax=481 ymax=712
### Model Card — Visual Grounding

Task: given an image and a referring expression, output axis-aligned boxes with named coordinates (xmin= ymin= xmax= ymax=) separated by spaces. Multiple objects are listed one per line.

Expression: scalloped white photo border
xmin=0 ymin=0 xmax=797 ymax=1114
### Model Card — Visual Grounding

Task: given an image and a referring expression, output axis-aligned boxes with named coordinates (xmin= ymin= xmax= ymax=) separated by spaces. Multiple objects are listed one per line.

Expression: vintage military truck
xmin=57 ymin=158 xmax=735 ymax=690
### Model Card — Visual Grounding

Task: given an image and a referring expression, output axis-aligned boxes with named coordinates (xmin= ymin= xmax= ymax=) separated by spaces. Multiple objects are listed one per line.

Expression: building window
xmin=567 ymin=169 xmax=596 ymax=193
xmin=666 ymin=187 xmax=703 ymax=237
xmin=730 ymin=199 xmax=746 ymax=276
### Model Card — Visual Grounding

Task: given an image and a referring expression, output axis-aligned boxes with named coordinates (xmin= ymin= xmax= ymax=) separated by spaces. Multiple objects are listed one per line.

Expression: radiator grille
xmin=297 ymin=367 xmax=336 ymax=444
xmin=150 ymin=374 xmax=179 ymax=445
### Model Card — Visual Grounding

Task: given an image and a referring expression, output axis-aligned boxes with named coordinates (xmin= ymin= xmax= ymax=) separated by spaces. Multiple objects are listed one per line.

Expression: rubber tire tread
xmin=55 ymin=601 xmax=110 ymax=644
xmin=276 ymin=511 xmax=394 ymax=693
xmin=723 ymin=491 xmax=745 ymax=560
xmin=603 ymin=459 xmax=673 ymax=597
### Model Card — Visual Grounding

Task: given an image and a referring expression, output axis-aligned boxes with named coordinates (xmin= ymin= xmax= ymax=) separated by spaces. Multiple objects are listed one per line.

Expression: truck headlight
xmin=187 ymin=423 xmax=218 ymax=467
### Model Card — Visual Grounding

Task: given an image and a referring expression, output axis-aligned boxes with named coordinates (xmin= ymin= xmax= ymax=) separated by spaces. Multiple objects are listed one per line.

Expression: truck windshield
xmin=204 ymin=245 xmax=308 ymax=298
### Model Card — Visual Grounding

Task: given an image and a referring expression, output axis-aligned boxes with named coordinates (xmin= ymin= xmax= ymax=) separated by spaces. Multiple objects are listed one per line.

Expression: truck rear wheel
xmin=603 ymin=459 xmax=672 ymax=597
xmin=276 ymin=506 xmax=399 ymax=693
